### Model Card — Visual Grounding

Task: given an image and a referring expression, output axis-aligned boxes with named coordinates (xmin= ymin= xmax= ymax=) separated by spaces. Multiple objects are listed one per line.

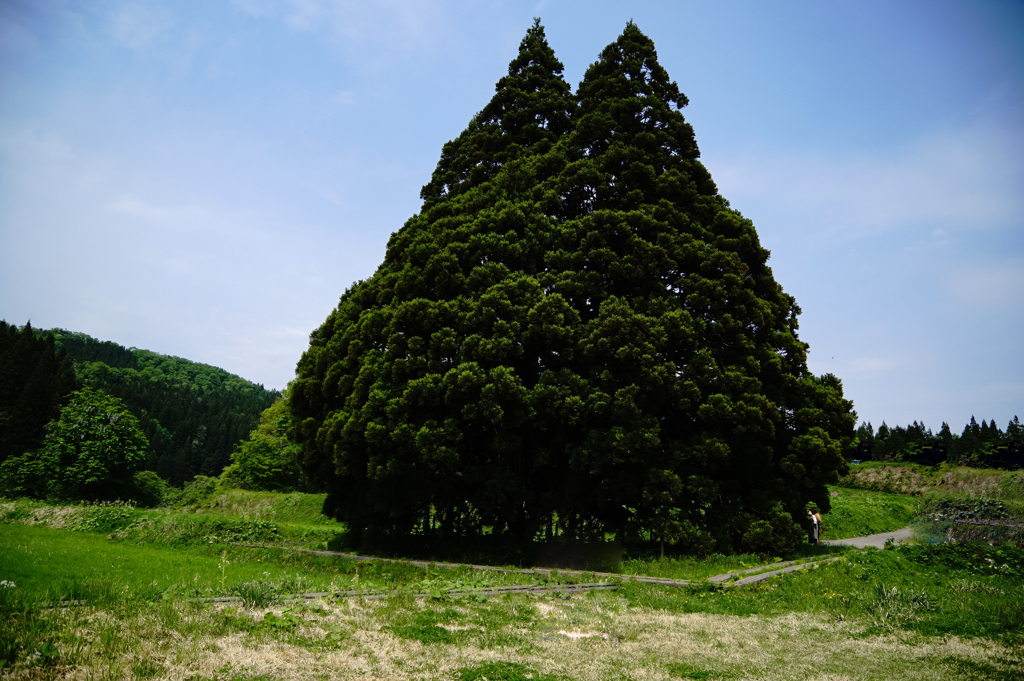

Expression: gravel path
xmin=820 ymin=525 xmax=912 ymax=549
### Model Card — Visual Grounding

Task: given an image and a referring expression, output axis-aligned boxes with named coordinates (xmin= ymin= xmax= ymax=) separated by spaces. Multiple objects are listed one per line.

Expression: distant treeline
xmin=854 ymin=417 xmax=1024 ymax=469
xmin=0 ymin=321 xmax=280 ymax=486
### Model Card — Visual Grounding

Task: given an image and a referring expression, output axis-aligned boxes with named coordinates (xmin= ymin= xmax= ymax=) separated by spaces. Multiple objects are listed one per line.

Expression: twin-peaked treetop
xmin=289 ymin=21 xmax=855 ymax=556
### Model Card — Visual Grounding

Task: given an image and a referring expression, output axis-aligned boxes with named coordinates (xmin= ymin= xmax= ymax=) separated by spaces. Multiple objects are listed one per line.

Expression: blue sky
xmin=1 ymin=0 xmax=1021 ymax=433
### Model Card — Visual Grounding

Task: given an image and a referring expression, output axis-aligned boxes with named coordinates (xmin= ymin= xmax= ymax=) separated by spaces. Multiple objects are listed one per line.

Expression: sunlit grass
xmin=620 ymin=545 xmax=1024 ymax=642
xmin=824 ymin=485 xmax=920 ymax=538
xmin=0 ymin=524 xmax=335 ymax=604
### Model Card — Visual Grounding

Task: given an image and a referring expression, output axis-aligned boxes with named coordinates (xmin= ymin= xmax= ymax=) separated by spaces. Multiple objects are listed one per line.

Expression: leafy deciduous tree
xmin=221 ymin=396 xmax=304 ymax=492
xmin=0 ymin=387 xmax=148 ymax=501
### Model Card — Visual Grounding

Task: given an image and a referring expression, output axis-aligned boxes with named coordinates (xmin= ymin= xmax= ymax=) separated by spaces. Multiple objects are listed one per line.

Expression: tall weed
xmin=867 ymin=583 xmax=932 ymax=632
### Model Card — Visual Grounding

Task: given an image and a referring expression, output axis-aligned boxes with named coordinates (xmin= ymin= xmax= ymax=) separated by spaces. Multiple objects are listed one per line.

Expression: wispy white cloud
xmin=333 ymin=89 xmax=355 ymax=106
xmin=107 ymin=197 xmax=217 ymax=228
xmin=232 ymin=0 xmax=454 ymax=66
xmin=284 ymin=0 xmax=443 ymax=41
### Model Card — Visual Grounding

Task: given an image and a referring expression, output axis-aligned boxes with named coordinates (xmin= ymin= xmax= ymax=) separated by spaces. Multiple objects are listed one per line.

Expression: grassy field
xmin=1 ymin=522 xmax=1021 ymax=680
xmin=0 ymin=522 xmax=571 ymax=606
xmin=2 ymin=482 xmax=1022 ymax=679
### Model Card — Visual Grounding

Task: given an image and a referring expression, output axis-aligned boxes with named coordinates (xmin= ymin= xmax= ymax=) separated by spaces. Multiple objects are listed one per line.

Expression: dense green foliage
xmin=1 ymin=324 xmax=280 ymax=499
xmin=853 ymin=416 xmax=1024 ymax=469
xmin=0 ymin=388 xmax=147 ymax=501
xmin=290 ymin=22 xmax=855 ymax=556
xmin=221 ymin=397 xmax=305 ymax=493
xmin=42 ymin=328 xmax=280 ymax=485
xmin=0 ymin=321 xmax=79 ymax=463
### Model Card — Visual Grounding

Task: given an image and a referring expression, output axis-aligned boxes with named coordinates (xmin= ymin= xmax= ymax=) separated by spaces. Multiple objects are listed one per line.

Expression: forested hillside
xmin=25 ymin=327 xmax=279 ymax=484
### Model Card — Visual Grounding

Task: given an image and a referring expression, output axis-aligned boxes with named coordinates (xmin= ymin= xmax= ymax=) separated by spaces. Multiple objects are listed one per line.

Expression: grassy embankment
xmin=823 ymin=486 xmax=919 ymax=538
xmin=838 ymin=461 xmax=1024 ymax=501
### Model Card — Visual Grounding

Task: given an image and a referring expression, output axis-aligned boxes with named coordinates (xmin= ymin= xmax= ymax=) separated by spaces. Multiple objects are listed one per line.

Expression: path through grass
xmin=824 ymin=486 xmax=919 ymax=539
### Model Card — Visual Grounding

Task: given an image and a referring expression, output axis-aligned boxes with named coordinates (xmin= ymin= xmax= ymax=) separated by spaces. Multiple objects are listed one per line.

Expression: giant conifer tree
xmin=290 ymin=22 xmax=855 ymax=554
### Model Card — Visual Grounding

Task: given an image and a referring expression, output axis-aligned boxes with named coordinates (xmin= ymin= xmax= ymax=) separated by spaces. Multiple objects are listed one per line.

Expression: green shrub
xmin=129 ymin=471 xmax=169 ymax=508
xmin=867 ymin=583 xmax=933 ymax=632
xmin=233 ymin=580 xmax=279 ymax=608
xmin=75 ymin=503 xmax=138 ymax=533
xmin=164 ymin=476 xmax=219 ymax=507
xmin=220 ymin=398 xmax=304 ymax=493
xmin=740 ymin=503 xmax=803 ymax=556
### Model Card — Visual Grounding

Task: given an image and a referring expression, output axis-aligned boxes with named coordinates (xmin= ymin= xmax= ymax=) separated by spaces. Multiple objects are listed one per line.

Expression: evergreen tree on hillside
xmin=854 ymin=422 xmax=875 ymax=460
xmin=290 ymin=22 xmax=855 ymax=554
xmin=938 ymin=422 xmax=953 ymax=445
xmin=47 ymin=330 xmax=138 ymax=369
xmin=0 ymin=321 xmax=79 ymax=462
xmin=1008 ymin=416 xmax=1023 ymax=443
xmin=995 ymin=416 xmax=1024 ymax=470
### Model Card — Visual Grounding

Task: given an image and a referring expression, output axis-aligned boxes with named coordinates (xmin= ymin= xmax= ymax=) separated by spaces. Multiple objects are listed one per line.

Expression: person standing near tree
xmin=807 ymin=503 xmax=821 ymax=544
